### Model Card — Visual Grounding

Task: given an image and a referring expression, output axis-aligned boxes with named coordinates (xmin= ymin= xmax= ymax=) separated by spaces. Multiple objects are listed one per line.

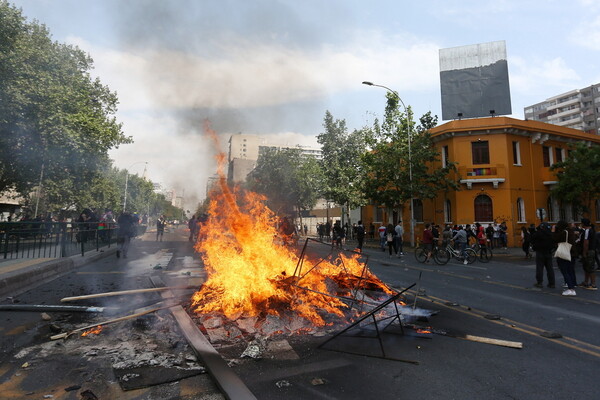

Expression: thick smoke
xmin=105 ymin=0 xmax=336 ymax=207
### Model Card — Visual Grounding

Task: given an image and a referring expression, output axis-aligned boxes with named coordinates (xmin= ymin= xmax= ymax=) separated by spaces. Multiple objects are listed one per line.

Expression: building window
xmin=517 ymin=198 xmax=525 ymax=223
xmin=442 ymin=145 xmax=449 ymax=168
xmin=413 ymin=199 xmax=423 ymax=222
xmin=474 ymin=195 xmax=493 ymax=222
xmin=512 ymin=141 xmax=521 ymax=165
xmin=542 ymin=146 xmax=551 ymax=167
xmin=547 ymin=196 xmax=558 ymax=222
xmin=375 ymin=205 xmax=383 ymax=223
xmin=444 ymin=199 xmax=452 ymax=223
xmin=555 ymin=147 xmax=564 ymax=163
xmin=472 ymin=141 xmax=490 ymax=164
xmin=596 ymin=200 xmax=600 ymax=222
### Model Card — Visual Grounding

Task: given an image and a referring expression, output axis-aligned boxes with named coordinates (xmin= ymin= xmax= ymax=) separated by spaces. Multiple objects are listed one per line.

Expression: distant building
xmin=228 ymin=133 xmax=263 ymax=162
xmin=227 ymin=133 xmax=321 ymax=183
xmin=524 ymin=83 xmax=600 ymax=134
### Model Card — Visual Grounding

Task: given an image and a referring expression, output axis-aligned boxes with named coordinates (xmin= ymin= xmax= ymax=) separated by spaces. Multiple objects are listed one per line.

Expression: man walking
xmin=530 ymin=223 xmax=556 ymax=288
xmin=356 ymin=220 xmax=366 ymax=251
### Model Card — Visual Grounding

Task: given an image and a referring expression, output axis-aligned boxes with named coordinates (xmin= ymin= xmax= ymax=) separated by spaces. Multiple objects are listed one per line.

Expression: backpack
xmin=386 ymin=232 xmax=393 ymax=242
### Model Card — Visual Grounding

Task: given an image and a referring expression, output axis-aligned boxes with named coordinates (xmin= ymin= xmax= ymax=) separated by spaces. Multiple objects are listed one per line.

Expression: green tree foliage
xmin=362 ymin=93 xmax=458 ymax=210
xmin=247 ymin=147 xmax=323 ymax=217
xmin=550 ymin=142 xmax=600 ymax=215
xmin=317 ymin=111 xmax=367 ymax=223
xmin=0 ymin=2 xmax=131 ymax=200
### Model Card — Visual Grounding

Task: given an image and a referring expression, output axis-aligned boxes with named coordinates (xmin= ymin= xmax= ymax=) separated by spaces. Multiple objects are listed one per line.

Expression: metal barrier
xmin=0 ymin=221 xmax=122 ymax=260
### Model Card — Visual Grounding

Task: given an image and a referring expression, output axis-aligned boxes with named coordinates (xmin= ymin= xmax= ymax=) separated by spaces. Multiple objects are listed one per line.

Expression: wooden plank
xmin=463 ymin=334 xmax=523 ymax=349
xmin=60 ymin=285 xmax=196 ymax=302
xmin=150 ymin=276 xmax=257 ymax=400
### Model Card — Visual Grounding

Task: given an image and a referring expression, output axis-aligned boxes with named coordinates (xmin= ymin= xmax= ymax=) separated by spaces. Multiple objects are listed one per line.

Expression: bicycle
xmin=434 ymin=242 xmax=477 ymax=265
xmin=470 ymin=242 xmax=493 ymax=263
xmin=415 ymin=242 xmax=445 ymax=263
xmin=414 ymin=244 xmax=430 ymax=263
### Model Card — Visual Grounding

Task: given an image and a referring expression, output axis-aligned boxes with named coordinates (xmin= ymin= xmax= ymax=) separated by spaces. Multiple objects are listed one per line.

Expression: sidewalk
xmin=0 ymin=245 xmax=118 ymax=298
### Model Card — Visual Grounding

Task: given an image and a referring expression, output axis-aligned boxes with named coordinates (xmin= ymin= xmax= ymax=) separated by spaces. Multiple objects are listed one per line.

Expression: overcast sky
xmin=9 ymin=0 xmax=600 ymax=209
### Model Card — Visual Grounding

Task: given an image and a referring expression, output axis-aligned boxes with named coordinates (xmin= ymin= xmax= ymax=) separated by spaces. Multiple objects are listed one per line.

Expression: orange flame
xmin=81 ymin=325 xmax=103 ymax=337
xmin=191 ymin=121 xmax=393 ymax=327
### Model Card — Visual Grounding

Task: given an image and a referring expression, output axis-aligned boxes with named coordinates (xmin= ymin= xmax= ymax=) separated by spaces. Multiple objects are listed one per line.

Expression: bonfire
xmin=191 ymin=121 xmax=394 ymax=333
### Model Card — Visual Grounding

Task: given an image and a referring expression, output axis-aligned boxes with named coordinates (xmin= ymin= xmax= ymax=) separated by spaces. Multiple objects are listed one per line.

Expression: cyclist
xmin=452 ymin=225 xmax=469 ymax=265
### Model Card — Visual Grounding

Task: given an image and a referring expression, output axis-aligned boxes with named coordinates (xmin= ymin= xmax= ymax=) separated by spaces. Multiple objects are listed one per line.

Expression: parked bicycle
xmin=470 ymin=242 xmax=493 ymax=263
xmin=434 ymin=242 xmax=477 ymax=265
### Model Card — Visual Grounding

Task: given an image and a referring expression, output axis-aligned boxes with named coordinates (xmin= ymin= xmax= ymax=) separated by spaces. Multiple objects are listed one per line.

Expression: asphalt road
xmin=0 ymin=232 xmax=598 ymax=400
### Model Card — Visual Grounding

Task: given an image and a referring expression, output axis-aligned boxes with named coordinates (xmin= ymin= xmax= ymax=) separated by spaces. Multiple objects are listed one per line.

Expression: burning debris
xmin=81 ymin=325 xmax=103 ymax=337
xmin=190 ymin=122 xmax=398 ymax=338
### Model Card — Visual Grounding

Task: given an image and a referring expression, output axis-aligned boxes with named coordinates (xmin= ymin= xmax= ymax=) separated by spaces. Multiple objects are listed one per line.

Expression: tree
xmin=317 ymin=111 xmax=367 ymax=226
xmin=362 ymin=93 xmax=458 ymax=240
xmin=0 ymin=2 xmax=131 ymax=203
xmin=246 ymin=147 xmax=323 ymax=221
xmin=550 ymin=142 xmax=600 ymax=216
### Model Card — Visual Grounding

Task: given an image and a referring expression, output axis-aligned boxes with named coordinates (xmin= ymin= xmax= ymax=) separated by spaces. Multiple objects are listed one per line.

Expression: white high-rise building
xmin=524 ymin=83 xmax=600 ymax=135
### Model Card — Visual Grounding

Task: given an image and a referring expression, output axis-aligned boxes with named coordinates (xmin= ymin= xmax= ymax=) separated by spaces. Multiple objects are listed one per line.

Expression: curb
xmin=0 ymin=246 xmax=118 ymax=298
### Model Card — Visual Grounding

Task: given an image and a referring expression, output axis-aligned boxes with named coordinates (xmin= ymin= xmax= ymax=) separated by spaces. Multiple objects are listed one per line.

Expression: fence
xmin=0 ymin=221 xmax=126 ymax=260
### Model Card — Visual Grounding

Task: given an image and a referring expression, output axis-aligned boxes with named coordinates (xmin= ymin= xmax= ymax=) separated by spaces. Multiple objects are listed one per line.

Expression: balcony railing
xmin=459 ymin=164 xmax=506 ymax=178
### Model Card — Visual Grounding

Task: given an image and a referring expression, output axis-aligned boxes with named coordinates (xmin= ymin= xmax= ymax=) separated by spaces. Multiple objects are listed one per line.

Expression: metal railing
xmin=0 ymin=221 xmax=125 ymax=260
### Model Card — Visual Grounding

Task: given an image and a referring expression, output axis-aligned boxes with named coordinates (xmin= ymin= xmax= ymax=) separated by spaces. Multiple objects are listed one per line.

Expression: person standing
xmin=355 ymin=220 xmax=366 ymax=251
xmin=188 ymin=215 xmax=197 ymax=242
xmin=499 ymin=222 xmax=508 ymax=249
xmin=553 ymin=220 xmax=578 ymax=296
xmin=485 ymin=224 xmax=495 ymax=249
xmin=378 ymin=224 xmax=387 ymax=251
xmin=521 ymin=226 xmax=532 ymax=259
xmin=394 ymin=221 xmax=404 ymax=256
xmin=578 ymin=218 xmax=597 ymax=290
xmin=117 ymin=211 xmax=136 ymax=258
xmin=156 ymin=215 xmax=166 ymax=242
xmin=385 ymin=223 xmax=396 ymax=258
xmin=530 ymin=223 xmax=556 ymax=288
xmin=332 ymin=220 xmax=345 ymax=249
xmin=442 ymin=225 xmax=453 ymax=249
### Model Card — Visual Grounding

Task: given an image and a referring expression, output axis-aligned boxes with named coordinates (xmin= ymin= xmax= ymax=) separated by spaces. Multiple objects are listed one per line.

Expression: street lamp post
xmin=123 ymin=161 xmax=147 ymax=212
xmin=362 ymin=81 xmax=415 ymax=247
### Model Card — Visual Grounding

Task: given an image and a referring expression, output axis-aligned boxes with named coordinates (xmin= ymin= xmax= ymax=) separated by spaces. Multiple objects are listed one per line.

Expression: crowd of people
xmin=526 ymin=218 xmax=598 ymax=295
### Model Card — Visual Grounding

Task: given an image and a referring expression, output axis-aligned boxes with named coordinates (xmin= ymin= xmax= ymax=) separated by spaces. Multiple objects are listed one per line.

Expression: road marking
xmin=76 ymin=271 xmax=126 ymax=274
xmin=401 ymin=289 xmax=600 ymax=359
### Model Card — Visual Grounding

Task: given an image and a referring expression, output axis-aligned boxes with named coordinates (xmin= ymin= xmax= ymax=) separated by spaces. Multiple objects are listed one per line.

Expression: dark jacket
xmin=531 ymin=228 xmax=554 ymax=253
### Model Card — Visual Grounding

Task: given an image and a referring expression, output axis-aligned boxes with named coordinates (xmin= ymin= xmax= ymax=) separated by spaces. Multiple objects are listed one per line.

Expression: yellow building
xmin=361 ymin=117 xmax=600 ymax=247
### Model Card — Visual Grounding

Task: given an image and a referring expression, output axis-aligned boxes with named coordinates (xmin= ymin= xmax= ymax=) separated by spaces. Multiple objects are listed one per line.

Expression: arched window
xmin=413 ymin=199 xmax=423 ymax=222
xmin=444 ymin=199 xmax=452 ymax=223
xmin=517 ymin=198 xmax=525 ymax=223
xmin=474 ymin=195 xmax=493 ymax=222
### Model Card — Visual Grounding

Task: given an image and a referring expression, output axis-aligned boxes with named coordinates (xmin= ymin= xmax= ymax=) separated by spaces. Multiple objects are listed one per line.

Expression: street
xmin=0 ymin=229 xmax=598 ymax=399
